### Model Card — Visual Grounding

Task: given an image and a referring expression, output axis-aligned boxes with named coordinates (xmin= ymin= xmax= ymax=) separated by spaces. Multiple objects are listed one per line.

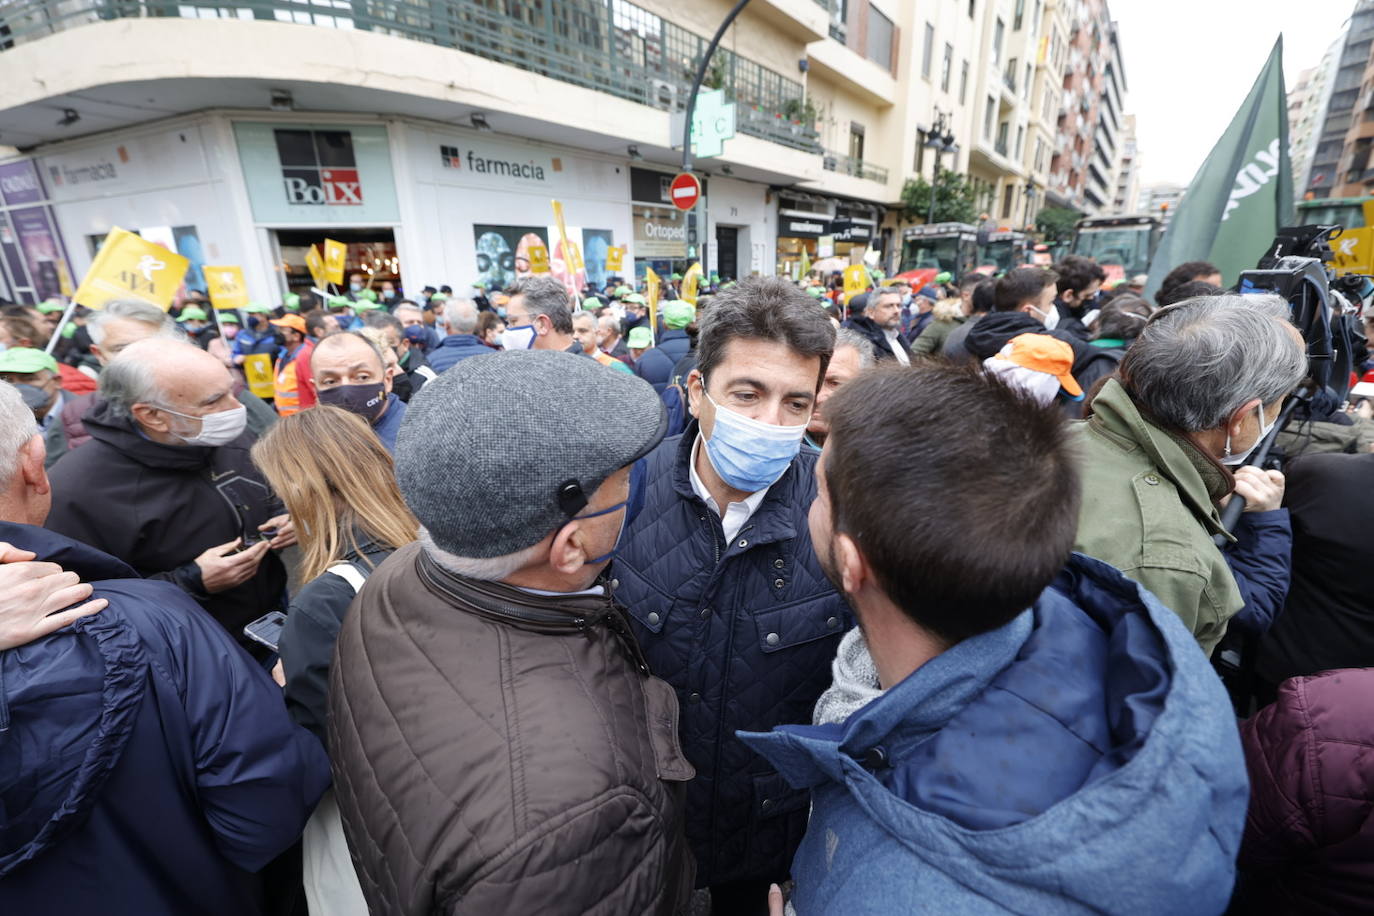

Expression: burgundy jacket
xmin=1236 ymin=668 xmax=1374 ymax=913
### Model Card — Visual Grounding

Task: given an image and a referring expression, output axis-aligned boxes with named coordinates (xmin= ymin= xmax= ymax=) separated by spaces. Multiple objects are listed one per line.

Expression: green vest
xmin=1071 ymin=379 xmax=1243 ymax=656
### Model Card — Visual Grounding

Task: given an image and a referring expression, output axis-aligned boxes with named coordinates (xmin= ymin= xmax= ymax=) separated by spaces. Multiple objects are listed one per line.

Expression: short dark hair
xmin=303 ymin=308 xmax=337 ymax=339
xmin=696 ymin=276 xmax=835 ymax=389
xmin=824 ymin=364 xmax=1080 ymax=644
xmin=475 ymin=310 xmax=505 ymax=338
xmin=959 ymin=271 xmax=989 ymax=291
xmin=994 ymin=268 xmax=1057 ymax=312
xmin=362 ymin=310 xmax=404 ymax=335
xmin=508 ymin=276 xmax=573 ymax=334
xmin=971 ymin=279 xmax=997 ymax=314
xmin=1160 ymin=261 xmax=1220 ymax=296
xmin=1054 ymin=256 xmax=1102 ymax=296
xmin=1156 ymin=280 xmax=1221 ymax=308
xmin=1093 ymin=294 xmax=1152 ymax=341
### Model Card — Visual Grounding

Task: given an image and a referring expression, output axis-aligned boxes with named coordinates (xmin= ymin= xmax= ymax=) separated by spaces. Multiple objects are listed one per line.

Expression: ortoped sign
xmin=634 ymin=208 xmax=688 ymax=258
xmin=669 ymin=172 xmax=701 ymax=211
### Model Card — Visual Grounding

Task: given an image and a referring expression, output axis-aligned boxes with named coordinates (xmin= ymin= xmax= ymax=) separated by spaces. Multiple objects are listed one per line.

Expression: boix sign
xmin=274 ymin=129 xmax=364 ymax=206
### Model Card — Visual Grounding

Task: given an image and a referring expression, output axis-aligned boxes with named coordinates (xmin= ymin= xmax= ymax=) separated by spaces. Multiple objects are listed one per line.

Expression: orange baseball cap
xmin=998 ymin=333 xmax=1082 ymax=398
xmin=270 ymin=314 xmax=307 ymax=334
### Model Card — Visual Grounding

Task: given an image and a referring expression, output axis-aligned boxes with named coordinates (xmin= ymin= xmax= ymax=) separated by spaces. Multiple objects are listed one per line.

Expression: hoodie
xmin=44 ymin=399 xmax=286 ymax=647
xmin=0 ymin=523 xmax=329 ymax=915
xmin=740 ymin=553 xmax=1248 ymax=915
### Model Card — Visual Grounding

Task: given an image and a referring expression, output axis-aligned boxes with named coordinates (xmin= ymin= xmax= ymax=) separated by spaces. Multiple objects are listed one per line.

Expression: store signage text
xmin=276 ymin=129 xmax=364 ymax=207
xmin=439 ymin=144 xmax=551 ymax=181
xmin=641 ymin=220 xmax=687 ymax=241
xmin=0 ymin=170 xmax=40 ymax=199
xmin=48 ymin=161 xmax=119 ymax=187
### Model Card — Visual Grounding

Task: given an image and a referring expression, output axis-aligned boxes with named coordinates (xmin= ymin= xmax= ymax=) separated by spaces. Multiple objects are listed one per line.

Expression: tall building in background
xmin=1044 ymin=0 xmax=1123 ymax=214
xmin=1306 ymin=0 xmax=1374 ymax=197
xmin=1289 ymin=37 xmax=1342 ymax=197
xmin=1113 ymin=113 xmax=1140 ymax=212
xmin=1138 ymin=183 xmax=1185 ymax=226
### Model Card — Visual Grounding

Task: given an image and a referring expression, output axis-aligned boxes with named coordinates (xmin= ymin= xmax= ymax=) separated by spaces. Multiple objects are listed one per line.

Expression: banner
xmin=1144 ymin=38 xmax=1292 ymax=298
xmin=323 ymin=238 xmax=347 ymax=285
xmin=72 ymin=226 xmax=189 ymax=310
xmin=205 ymin=265 xmax=250 ymax=311
xmin=798 ymin=246 xmax=811 ymax=282
xmin=645 ymin=267 xmax=661 ymax=347
xmin=528 ymin=244 xmax=551 ymax=274
xmin=681 ymin=262 xmax=702 ymax=305
xmin=843 ymin=264 xmax=869 ymax=302
xmin=56 ymin=259 xmax=74 ymax=298
xmin=242 ymin=353 xmax=275 ymax=400
xmin=549 ymin=199 xmax=586 ymax=298
xmin=306 ymin=244 xmax=327 ymax=289
xmin=606 ymin=246 xmax=624 ymax=272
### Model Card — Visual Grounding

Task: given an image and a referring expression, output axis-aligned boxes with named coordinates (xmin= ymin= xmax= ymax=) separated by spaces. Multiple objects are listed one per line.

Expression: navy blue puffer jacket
xmin=613 ymin=428 xmax=853 ymax=887
xmin=633 ymin=329 xmax=692 ymax=394
xmin=0 ymin=523 xmax=330 ymax=915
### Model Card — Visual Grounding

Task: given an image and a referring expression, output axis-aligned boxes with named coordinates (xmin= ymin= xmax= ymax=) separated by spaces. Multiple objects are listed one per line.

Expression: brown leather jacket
xmin=328 ymin=542 xmax=695 ymax=915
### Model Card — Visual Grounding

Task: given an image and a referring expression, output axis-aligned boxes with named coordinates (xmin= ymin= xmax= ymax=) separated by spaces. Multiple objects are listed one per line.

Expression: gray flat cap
xmin=395 ymin=349 xmax=667 ymax=557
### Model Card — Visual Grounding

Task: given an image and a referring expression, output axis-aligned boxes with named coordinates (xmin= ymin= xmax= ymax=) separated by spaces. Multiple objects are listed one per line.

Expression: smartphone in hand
xmin=243 ymin=611 xmax=287 ymax=653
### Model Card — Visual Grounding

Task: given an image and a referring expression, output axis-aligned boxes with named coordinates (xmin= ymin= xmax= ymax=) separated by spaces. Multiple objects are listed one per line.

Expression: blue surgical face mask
xmin=350 ymin=282 xmax=363 ymax=293
xmin=577 ymin=498 xmax=629 ymax=566
xmin=702 ymin=390 xmax=808 ymax=492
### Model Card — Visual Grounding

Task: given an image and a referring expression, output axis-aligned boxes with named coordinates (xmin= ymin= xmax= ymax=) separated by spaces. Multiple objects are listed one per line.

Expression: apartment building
xmin=1307 ymin=0 xmax=1374 ymax=197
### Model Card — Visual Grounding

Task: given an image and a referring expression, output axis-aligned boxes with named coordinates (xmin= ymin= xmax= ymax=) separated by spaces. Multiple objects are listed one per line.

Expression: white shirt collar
xmin=689 ymin=434 xmax=771 ymax=545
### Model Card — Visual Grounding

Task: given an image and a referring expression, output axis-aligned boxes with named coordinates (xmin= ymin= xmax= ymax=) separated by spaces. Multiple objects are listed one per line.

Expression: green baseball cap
xmin=669 ymin=272 xmax=683 ymax=281
xmin=626 ymin=326 xmax=653 ymax=348
xmin=624 ymin=293 xmax=647 ymax=305
xmin=245 ymin=302 xmax=272 ymax=314
xmin=581 ymin=297 xmax=602 ymax=311
xmin=219 ymin=311 xmax=241 ymax=324
xmin=359 ymin=288 xmax=378 ymax=302
xmin=807 ymin=286 xmax=826 ymax=298
xmin=0 ymin=346 xmax=59 ymax=374
xmin=934 ymin=271 xmax=952 ymax=284
xmin=38 ymin=299 xmax=65 ymax=314
xmin=328 ymin=295 xmax=354 ymax=309
xmin=61 ymin=323 xmax=77 ymax=339
xmin=614 ymin=285 xmax=634 ymax=297
xmin=179 ymin=306 xmax=208 ymax=321
xmin=472 ymin=280 xmax=488 ymax=290
xmin=353 ymin=300 xmax=382 ymax=312
xmin=283 ymin=293 xmax=302 ymax=311
xmin=430 ymin=292 xmax=449 ymax=303
xmin=662 ymin=300 xmax=695 ymax=329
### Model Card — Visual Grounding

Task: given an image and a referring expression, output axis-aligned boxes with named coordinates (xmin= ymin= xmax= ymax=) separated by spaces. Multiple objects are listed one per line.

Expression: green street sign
xmin=691 ymin=88 xmax=736 ymax=159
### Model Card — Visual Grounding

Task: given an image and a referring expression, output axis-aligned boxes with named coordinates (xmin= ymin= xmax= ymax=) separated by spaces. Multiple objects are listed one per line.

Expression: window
xmin=969 ymin=0 xmax=976 ymax=18
xmin=922 ymin=22 xmax=934 ymax=80
xmin=1015 ymin=125 xmax=1025 ymax=158
xmin=993 ymin=18 xmax=1004 ymax=65
xmin=849 ymin=122 xmax=866 ymax=162
xmin=996 ymin=121 xmax=1009 ymax=156
xmin=914 ymin=131 xmax=926 ymax=172
xmin=1023 ymin=62 xmax=1033 ymax=100
xmin=1034 ymin=138 xmax=1046 ymax=173
xmin=1014 ymin=0 xmax=1025 ymax=30
xmin=941 ymin=43 xmax=954 ymax=92
xmin=960 ymin=60 xmax=970 ymax=104
xmin=1032 ymin=0 xmax=1043 ymax=33
xmin=868 ymin=5 xmax=895 ymax=70
xmin=1002 ymin=184 xmax=1016 ymax=219
xmin=984 ymin=96 xmax=996 ymax=139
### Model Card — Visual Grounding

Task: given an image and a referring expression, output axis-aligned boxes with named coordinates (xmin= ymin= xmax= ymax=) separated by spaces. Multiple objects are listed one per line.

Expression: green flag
xmin=1144 ymin=38 xmax=1292 ymax=300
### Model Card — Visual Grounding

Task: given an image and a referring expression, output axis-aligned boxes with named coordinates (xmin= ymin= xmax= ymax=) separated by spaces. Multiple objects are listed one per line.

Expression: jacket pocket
xmin=751 ymin=769 xmax=809 ymax=820
xmin=641 ymin=675 xmax=695 ymax=782
xmin=753 ymin=597 xmax=846 ymax=654
xmin=613 ymin=562 xmax=670 ymax=635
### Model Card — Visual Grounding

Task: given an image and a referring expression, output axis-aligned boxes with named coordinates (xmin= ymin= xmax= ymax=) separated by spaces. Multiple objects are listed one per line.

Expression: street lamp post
xmin=924 ymin=110 xmax=958 ymax=225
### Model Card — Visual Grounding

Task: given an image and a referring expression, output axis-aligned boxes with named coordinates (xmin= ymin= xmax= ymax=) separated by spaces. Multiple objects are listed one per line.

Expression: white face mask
xmin=499 ymin=324 xmax=536 ymax=350
xmin=159 ymin=404 xmax=248 ymax=447
xmin=1222 ymin=403 xmax=1276 ymax=467
xmin=1030 ymin=304 xmax=1060 ymax=331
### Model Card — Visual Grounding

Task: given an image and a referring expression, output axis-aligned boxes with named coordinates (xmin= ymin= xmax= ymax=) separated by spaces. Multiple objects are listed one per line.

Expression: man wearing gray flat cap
xmin=327 ymin=348 xmax=695 ymax=916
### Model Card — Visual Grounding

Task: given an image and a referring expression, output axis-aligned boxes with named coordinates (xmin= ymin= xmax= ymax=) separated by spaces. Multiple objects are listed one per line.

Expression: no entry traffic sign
xmin=670 ymin=172 xmax=701 ymax=211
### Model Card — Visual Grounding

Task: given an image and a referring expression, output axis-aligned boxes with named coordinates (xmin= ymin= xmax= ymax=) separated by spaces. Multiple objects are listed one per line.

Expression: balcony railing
xmin=822 ymin=151 xmax=888 ymax=184
xmin=0 ymin=0 xmax=822 ymax=154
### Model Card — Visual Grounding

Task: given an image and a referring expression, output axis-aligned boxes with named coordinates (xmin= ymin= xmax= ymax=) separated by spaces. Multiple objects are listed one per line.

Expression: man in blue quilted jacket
xmin=614 ymin=276 xmax=853 ymax=914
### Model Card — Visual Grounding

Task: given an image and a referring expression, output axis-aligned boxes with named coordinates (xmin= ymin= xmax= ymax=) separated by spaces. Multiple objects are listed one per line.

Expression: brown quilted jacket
xmin=327 ymin=542 xmax=695 ymax=915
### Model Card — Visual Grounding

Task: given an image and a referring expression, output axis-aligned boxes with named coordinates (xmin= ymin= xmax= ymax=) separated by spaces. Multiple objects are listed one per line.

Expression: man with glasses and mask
xmin=501 ymin=275 xmax=581 ymax=353
xmin=329 ymin=349 xmax=694 ymax=916
xmin=44 ymin=339 xmax=294 ymax=652
xmin=613 ymin=277 xmax=852 ymax=915
xmin=1073 ymin=294 xmax=1307 ymax=655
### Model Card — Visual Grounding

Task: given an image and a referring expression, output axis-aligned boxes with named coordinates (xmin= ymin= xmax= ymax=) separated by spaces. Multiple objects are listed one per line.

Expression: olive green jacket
xmin=1071 ymin=379 xmax=1242 ymax=656
xmin=910 ymin=316 xmax=964 ymax=356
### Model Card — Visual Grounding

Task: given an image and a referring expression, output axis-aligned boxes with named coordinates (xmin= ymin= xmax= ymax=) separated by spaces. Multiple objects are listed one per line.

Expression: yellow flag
xmin=242 ymin=353 xmax=275 ymax=400
xmin=843 ymin=264 xmax=869 ymax=302
xmin=205 ymin=265 xmax=250 ymax=311
xmin=551 ymin=200 xmax=573 ymax=268
xmin=72 ymin=227 xmax=189 ymax=311
xmin=798 ymin=247 xmax=811 ymax=283
xmin=323 ymin=238 xmax=347 ymax=285
xmin=528 ymin=244 xmax=551 ymax=274
xmin=644 ymin=267 xmax=661 ymax=347
xmin=306 ymin=245 xmax=327 ymax=290
xmin=56 ymin=259 xmax=75 ymax=298
xmin=606 ymin=246 xmax=624 ymax=272
xmin=681 ymin=262 xmax=702 ymax=305
xmin=568 ymin=240 xmax=585 ymax=273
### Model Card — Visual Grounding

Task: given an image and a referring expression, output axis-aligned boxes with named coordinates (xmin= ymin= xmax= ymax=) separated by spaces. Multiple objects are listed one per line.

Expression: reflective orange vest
xmin=274 ymin=346 xmax=304 ymax=415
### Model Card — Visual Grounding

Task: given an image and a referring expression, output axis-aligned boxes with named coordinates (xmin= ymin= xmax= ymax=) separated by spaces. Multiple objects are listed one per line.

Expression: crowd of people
xmin=0 ymin=251 xmax=1371 ymax=916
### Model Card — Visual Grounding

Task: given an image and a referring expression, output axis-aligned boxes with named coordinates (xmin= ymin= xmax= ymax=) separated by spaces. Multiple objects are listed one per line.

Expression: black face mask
xmin=318 ymin=383 xmax=387 ymax=423
xmin=391 ymin=370 xmax=414 ymax=403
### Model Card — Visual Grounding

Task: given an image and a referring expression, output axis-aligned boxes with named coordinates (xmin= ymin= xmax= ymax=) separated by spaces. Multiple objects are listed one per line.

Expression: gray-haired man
xmin=328 ymin=349 xmax=693 ymax=915
xmin=805 ymin=327 xmax=876 ymax=450
xmin=1073 ymin=293 xmax=1306 ymax=655
xmin=503 ymin=276 xmax=581 ymax=353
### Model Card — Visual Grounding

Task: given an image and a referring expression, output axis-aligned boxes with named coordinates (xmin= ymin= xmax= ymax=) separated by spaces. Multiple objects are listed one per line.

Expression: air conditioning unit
xmin=651 ymin=80 xmax=677 ymax=110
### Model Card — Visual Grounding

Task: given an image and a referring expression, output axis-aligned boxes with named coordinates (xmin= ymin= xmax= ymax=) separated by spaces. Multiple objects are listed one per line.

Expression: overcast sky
xmin=1113 ymin=0 xmax=1355 ymax=188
